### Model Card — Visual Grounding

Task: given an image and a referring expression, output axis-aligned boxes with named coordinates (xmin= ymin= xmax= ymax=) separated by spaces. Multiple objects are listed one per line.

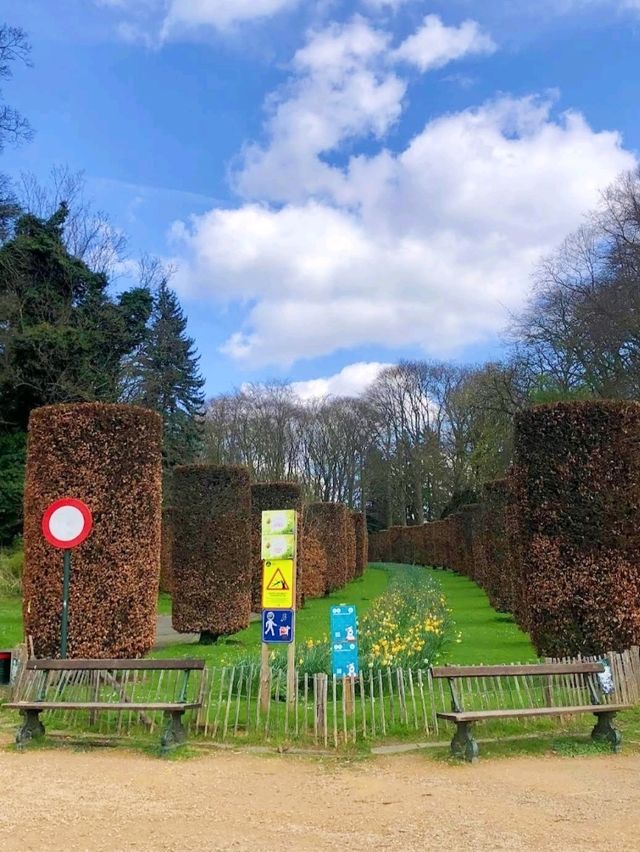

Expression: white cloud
xmin=291 ymin=362 xmax=392 ymax=399
xmin=95 ymin=0 xmax=300 ymax=40
xmin=168 ymin=16 xmax=635 ymax=368
xmin=393 ymin=15 xmax=496 ymax=72
xmin=162 ymin=0 xmax=300 ymax=36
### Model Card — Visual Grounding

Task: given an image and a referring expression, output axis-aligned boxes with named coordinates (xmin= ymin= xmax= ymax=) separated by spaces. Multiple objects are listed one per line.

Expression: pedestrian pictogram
xmin=262 ymin=559 xmax=294 ymax=609
xmin=261 ymin=609 xmax=295 ymax=644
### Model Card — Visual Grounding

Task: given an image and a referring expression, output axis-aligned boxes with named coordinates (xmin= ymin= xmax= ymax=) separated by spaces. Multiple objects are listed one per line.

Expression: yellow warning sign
xmin=262 ymin=559 xmax=294 ymax=609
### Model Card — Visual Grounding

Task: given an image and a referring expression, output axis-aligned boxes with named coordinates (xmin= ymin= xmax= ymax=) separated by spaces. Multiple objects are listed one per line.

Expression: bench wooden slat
xmin=431 ymin=663 xmax=604 ymax=679
xmin=437 ymin=703 xmax=631 ymax=722
xmin=5 ymin=702 xmax=201 ymax=712
xmin=25 ymin=658 xmax=205 ymax=672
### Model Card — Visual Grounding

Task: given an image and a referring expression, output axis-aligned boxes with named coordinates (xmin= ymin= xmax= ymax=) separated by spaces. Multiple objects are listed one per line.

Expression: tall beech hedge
xmin=172 ymin=465 xmax=251 ymax=640
xmin=513 ymin=401 xmax=640 ymax=655
xmin=299 ymin=512 xmax=327 ymax=599
xmin=431 ymin=520 xmax=450 ymax=568
xmin=250 ymin=482 xmax=302 ymax=612
xmin=352 ymin=512 xmax=368 ymax=578
xmin=481 ymin=479 xmax=513 ymax=612
xmin=306 ymin=502 xmax=350 ymax=592
xmin=23 ymin=403 xmax=162 ymax=658
xmin=460 ymin=504 xmax=481 ymax=580
xmin=159 ymin=507 xmax=174 ymax=594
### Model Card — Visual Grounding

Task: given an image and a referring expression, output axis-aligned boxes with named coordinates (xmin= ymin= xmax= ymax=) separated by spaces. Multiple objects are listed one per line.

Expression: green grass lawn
xmin=0 ymin=563 xmax=534 ymax=664
xmin=152 ymin=567 xmax=389 ymax=665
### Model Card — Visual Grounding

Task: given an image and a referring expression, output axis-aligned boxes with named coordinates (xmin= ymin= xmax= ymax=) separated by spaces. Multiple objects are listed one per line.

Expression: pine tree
xmin=130 ymin=279 xmax=205 ymax=476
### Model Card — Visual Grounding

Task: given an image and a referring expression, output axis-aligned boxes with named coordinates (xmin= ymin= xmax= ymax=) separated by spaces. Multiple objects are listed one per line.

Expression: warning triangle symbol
xmin=266 ymin=568 xmax=289 ymax=591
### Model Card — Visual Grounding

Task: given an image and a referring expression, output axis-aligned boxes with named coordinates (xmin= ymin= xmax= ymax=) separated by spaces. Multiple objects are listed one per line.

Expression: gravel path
xmin=1 ymin=746 xmax=639 ymax=850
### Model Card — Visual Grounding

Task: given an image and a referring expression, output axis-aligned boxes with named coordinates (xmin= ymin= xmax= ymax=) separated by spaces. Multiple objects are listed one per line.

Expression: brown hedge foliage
xmin=446 ymin=513 xmax=466 ymax=574
xmin=298 ymin=511 xmax=327 ymax=599
xmin=513 ymin=401 xmax=640 ymax=655
xmin=159 ymin=507 xmax=174 ymax=594
xmin=481 ymin=479 xmax=513 ymax=612
xmin=368 ymin=530 xmax=389 ymax=562
xmin=468 ymin=504 xmax=486 ymax=585
xmin=306 ymin=503 xmax=350 ymax=591
xmin=352 ymin=512 xmax=367 ymax=578
xmin=459 ymin=504 xmax=481 ymax=580
xmin=250 ymin=482 xmax=302 ymax=612
xmin=431 ymin=520 xmax=450 ymax=568
xmin=422 ymin=524 xmax=435 ymax=567
xmin=345 ymin=512 xmax=357 ymax=582
xmin=172 ymin=465 xmax=251 ymax=638
xmin=23 ymin=403 xmax=163 ymax=659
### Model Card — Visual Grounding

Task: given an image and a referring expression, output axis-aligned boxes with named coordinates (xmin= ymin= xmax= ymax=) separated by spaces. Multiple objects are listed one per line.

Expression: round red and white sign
xmin=42 ymin=498 xmax=93 ymax=549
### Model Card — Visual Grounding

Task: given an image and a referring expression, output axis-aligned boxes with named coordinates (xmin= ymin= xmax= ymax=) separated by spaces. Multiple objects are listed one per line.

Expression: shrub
xmin=481 ymin=479 xmax=513 ymax=612
xmin=368 ymin=529 xmax=390 ymax=562
xmin=23 ymin=403 xmax=162 ymax=658
xmin=306 ymin=503 xmax=350 ymax=592
xmin=172 ymin=465 xmax=251 ymax=641
xmin=159 ymin=507 xmax=174 ymax=594
xmin=359 ymin=567 xmax=454 ymax=670
xmin=0 ymin=540 xmax=23 ymax=596
xmin=352 ymin=511 xmax=367 ymax=578
xmin=513 ymin=401 xmax=640 ymax=655
xmin=430 ymin=520 xmax=450 ymax=568
xmin=298 ymin=511 xmax=327 ymax=599
xmin=459 ymin=503 xmax=482 ymax=580
xmin=250 ymin=482 xmax=302 ymax=611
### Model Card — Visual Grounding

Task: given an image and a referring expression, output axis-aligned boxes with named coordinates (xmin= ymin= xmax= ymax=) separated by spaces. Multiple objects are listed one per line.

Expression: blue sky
xmin=1 ymin=0 xmax=639 ymax=398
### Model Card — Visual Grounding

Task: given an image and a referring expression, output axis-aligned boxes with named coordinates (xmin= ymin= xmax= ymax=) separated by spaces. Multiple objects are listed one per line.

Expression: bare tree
xmin=17 ymin=167 xmax=128 ymax=276
xmin=0 ymin=24 xmax=33 ymax=152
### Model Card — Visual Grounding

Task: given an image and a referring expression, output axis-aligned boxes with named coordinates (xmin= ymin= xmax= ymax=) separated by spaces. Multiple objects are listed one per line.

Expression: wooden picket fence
xmin=6 ymin=646 xmax=640 ymax=748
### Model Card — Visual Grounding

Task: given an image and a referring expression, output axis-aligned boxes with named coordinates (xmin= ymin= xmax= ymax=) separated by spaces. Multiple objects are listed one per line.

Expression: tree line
xmin=0 ymin=25 xmax=204 ymax=542
xmin=202 ymin=165 xmax=640 ymax=530
xmin=2 ymin=21 xmax=640 ymax=540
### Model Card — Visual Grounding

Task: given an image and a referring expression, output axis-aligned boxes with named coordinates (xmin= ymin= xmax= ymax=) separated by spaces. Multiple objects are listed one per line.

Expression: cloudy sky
xmin=2 ymin=0 xmax=638 ymax=397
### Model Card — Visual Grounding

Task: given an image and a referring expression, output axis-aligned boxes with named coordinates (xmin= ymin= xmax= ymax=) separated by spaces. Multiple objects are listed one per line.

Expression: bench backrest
xmin=431 ymin=662 xmax=609 ymax=714
xmin=25 ymin=658 xmax=205 ymax=672
xmin=431 ymin=663 xmax=604 ymax=679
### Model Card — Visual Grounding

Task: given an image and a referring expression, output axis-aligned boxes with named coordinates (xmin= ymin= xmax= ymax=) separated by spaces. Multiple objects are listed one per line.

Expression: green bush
xmin=0 ymin=540 xmax=23 ymax=596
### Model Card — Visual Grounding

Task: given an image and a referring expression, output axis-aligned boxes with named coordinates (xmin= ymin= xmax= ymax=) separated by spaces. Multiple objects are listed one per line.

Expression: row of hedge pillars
xmin=369 ymin=401 xmax=640 ymax=658
xmin=21 ymin=402 xmax=367 ymax=658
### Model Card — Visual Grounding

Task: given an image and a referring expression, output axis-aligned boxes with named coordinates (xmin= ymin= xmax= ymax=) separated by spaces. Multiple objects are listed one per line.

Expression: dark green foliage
xmin=0 ymin=205 xmax=151 ymax=430
xmin=513 ymin=401 xmax=640 ymax=655
xmin=0 ymin=428 xmax=25 ymax=542
xmin=126 ymin=280 xmax=205 ymax=470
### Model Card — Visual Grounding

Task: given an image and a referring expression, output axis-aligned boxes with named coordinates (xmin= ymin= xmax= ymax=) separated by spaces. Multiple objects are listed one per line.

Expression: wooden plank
xmin=26 ymin=658 xmax=205 ymax=672
xmin=5 ymin=701 xmax=201 ymax=711
xmin=436 ymin=703 xmax=631 ymax=722
xmin=431 ymin=663 xmax=603 ymax=678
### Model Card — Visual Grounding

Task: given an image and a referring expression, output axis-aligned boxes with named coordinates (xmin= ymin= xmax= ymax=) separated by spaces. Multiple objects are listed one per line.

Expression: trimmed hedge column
xmin=299 ymin=511 xmax=327 ymax=598
xmin=513 ymin=401 xmax=640 ymax=656
xmin=352 ymin=511 xmax=368 ymax=578
xmin=172 ymin=465 xmax=251 ymax=642
xmin=306 ymin=503 xmax=350 ymax=592
xmin=159 ymin=507 xmax=174 ymax=594
xmin=250 ymin=482 xmax=302 ymax=612
xmin=23 ymin=403 xmax=162 ymax=658
xmin=480 ymin=480 xmax=513 ymax=612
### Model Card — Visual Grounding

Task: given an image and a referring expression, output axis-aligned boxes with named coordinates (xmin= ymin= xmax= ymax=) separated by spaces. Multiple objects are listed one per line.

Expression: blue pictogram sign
xmin=330 ymin=604 xmax=359 ymax=677
xmin=262 ymin=609 xmax=295 ymax=644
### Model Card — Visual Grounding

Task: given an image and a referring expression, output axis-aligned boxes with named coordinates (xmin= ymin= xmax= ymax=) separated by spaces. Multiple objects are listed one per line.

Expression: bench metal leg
xmin=16 ymin=709 xmax=45 ymax=746
xmin=451 ymin=722 xmax=479 ymax=763
xmin=591 ymin=711 xmax=622 ymax=753
xmin=161 ymin=710 xmax=187 ymax=752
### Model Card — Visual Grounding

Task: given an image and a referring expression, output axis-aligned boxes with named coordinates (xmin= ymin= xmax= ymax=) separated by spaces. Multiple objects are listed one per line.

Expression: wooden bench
xmin=5 ymin=658 xmax=205 ymax=752
xmin=431 ymin=663 xmax=631 ymax=762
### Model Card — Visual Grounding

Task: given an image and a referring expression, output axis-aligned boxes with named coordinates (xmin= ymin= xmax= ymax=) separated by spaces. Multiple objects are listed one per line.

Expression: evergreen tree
xmin=129 ymin=279 xmax=205 ymax=476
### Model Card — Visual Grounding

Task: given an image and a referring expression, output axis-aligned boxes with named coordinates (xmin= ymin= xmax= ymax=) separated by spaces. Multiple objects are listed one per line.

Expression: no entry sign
xmin=42 ymin=497 xmax=93 ymax=549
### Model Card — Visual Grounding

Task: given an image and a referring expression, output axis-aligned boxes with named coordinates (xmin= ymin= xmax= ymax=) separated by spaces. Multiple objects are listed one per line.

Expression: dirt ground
xmin=1 ymin=745 xmax=639 ymax=851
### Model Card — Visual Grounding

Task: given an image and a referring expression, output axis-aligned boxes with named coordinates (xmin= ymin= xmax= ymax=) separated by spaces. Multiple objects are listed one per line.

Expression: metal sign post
xmin=260 ymin=510 xmax=298 ymax=714
xmin=42 ymin=497 xmax=93 ymax=659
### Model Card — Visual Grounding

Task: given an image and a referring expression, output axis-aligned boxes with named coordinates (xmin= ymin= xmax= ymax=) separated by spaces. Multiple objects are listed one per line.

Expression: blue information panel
xmin=262 ymin=609 xmax=295 ymax=644
xmin=330 ymin=605 xmax=359 ymax=677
